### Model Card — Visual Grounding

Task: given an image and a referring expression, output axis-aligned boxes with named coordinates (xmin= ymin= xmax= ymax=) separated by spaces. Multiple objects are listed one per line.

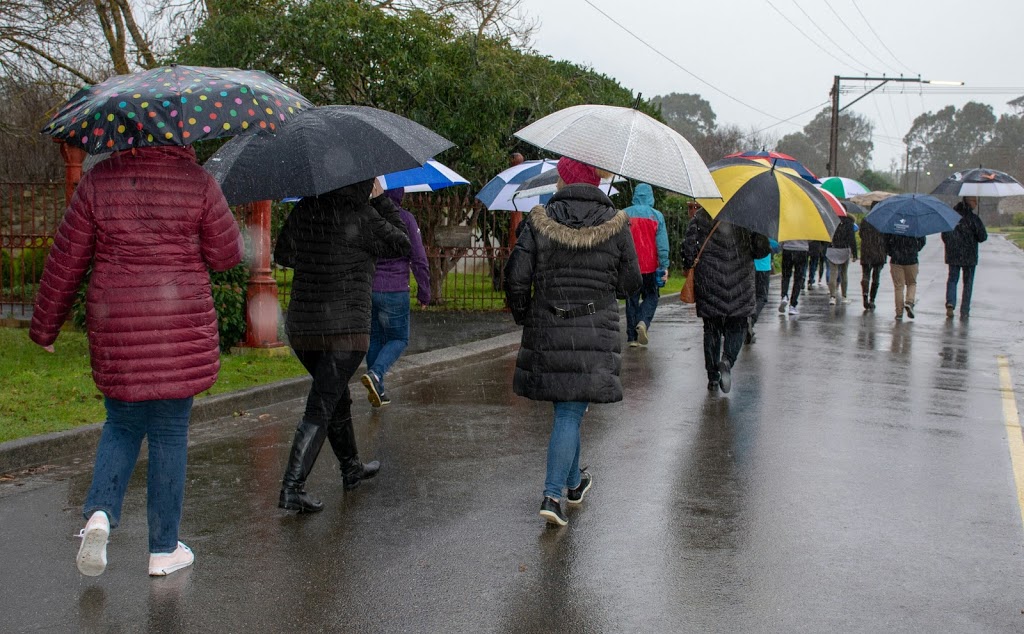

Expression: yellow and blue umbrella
xmin=696 ymin=158 xmax=839 ymax=242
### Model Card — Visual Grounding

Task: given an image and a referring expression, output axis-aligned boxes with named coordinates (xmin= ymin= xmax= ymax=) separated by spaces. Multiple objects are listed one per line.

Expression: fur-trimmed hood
xmin=528 ymin=184 xmax=628 ymax=249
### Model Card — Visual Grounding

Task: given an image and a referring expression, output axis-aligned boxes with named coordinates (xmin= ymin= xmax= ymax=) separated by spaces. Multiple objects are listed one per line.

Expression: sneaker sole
xmin=539 ymin=509 xmax=568 ymax=526
xmin=567 ymin=476 xmax=593 ymax=505
xmin=361 ymin=374 xmax=383 ymax=408
xmin=76 ymin=525 xmax=109 ymax=577
xmin=718 ymin=362 xmax=732 ymax=394
xmin=149 ymin=558 xmax=194 ymax=576
xmin=636 ymin=324 xmax=649 ymax=346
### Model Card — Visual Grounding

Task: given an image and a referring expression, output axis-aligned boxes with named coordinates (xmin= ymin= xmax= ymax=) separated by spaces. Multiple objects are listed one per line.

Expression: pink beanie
xmin=556 ymin=157 xmax=601 ymax=186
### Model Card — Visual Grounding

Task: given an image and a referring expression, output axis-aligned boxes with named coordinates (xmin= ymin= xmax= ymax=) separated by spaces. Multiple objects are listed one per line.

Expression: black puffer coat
xmin=829 ymin=216 xmax=859 ymax=257
xmin=504 ymin=185 xmax=641 ymax=403
xmin=885 ymin=234 xmax=925 ymax=265
xmin=859 ymin=220 xmax=887 ymax=266
xmin=681 ymin=210 xmax=770 ymax=319
xmin=942 ymin=202 xmax=988 ymax=266
xmin=275 ymin=180 xmax=411 ymax=343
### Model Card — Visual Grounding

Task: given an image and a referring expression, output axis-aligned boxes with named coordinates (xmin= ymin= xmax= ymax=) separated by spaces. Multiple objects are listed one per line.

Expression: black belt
xmin=547 ymin=298 xmax=614 ymax=319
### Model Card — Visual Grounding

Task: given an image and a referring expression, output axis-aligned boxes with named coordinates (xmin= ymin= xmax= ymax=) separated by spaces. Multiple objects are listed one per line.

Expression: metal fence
xmin=0 ymin=183 xmax=64 ymax=319
xmin=1 ymin=186 xmax=516 ymax=321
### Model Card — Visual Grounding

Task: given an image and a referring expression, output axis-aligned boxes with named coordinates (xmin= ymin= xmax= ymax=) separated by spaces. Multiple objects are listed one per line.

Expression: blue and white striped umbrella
xmin=475 ymin=159 xmax=559 ymax=211
xmin=379 ymin=159 xmax=469 ymax=193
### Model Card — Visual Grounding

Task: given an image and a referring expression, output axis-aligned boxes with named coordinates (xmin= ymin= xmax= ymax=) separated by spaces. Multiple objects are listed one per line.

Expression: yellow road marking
xmin=997 ymin=356 xmax=1024 ymax=529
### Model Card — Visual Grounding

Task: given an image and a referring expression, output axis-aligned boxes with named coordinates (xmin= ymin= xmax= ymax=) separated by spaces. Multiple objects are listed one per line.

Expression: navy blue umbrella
xmin=864 ymin=194 xmax=961 ymax=237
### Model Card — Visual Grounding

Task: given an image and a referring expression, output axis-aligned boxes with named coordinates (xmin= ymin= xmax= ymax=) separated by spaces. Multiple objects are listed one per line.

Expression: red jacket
xmin=30 ymin=146 xmax=243 ymax=402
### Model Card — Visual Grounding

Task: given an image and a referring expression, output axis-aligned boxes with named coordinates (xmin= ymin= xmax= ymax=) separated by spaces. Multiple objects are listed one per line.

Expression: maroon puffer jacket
xmin=29 ymin=145 xmax=243 ymax=402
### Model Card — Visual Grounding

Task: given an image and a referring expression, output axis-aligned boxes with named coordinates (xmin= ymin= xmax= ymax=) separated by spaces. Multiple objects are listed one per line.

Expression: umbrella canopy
xmin=723 ymin=150 xmax=820 ymax=184
xmin=43 ymin=65 xmax=312 ymax=155
xmin=816 ymin=185 xmax=848 ymax=218
xmin=820 ymin=176 xmax=869 ymax=199
xmin=840 ymin=200 xmax=868 ymax=217
xmin=378 ymin=159 xmax=468 ymax=193
xmin=475 ymin=159 xmax=559 ymax=211
xmin=204 ymin=105 xmax=454 ymax=205
xmin=849 ymin=190 xmax=897 ymax=206
xmin=513 ymin=105 xmax=720 ymax=198
xmin=513 ymin=168 xmax=623 ymax=198
xmin=864 ymin=194 xmax=961 ymax=237
xmin=696 ymin=158 xmax=839 ymax=241
xmin=930 ymin=168 xmax=1024 ymax=197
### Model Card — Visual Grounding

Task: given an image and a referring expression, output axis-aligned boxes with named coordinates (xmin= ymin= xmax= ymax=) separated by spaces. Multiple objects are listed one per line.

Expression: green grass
xmin=991 ymin=227 xmax=1024 ymax=250
xmin=0 ymin=328 xmax=305 ymax=443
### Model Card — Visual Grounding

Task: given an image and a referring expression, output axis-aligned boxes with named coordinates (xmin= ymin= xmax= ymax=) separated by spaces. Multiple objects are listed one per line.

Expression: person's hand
xmin=370 ymin=177 xmax=384 ymax=199
xmin=41 ymin=344 xmax=54 ymax=353
xmin=661 ymin=269 xmax=669 ymax=283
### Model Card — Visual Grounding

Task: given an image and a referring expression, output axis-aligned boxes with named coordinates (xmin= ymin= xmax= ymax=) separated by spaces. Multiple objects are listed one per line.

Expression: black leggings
xmin=293 ymin=349 xmax=366 ymax=426
xmin=861 ymin=263 xmax=884 ymax=302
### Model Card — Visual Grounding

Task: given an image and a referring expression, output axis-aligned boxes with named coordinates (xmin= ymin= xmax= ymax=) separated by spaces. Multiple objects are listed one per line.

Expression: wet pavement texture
xmin=4 ymin=238 xmax=1024 ymax=632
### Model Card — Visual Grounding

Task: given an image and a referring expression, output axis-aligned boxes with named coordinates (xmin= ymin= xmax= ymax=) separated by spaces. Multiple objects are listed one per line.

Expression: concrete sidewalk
xmin=0 ymin=310 xmax=519 ymax=474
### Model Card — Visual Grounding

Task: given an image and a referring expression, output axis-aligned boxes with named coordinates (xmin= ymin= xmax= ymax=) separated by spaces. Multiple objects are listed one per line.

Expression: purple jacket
xmin=373 ymin=188 xmax=431 ymax=304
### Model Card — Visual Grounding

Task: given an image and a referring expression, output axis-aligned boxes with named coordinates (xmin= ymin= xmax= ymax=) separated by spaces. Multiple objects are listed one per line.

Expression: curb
xmin=0 ymin=331 xmax=521 ymax=475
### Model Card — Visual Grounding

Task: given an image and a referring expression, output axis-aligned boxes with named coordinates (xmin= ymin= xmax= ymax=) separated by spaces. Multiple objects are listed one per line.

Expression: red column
xmin=242 ymin=200 xmax=283 ymax=348
xmin=58 ymin=142 xmax=86 ymax=205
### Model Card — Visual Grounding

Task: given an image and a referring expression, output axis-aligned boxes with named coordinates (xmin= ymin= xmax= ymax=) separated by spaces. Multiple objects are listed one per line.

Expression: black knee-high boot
xmin=279 ymin=420 xmax=327 ymax=512
xmin=327 ymin=416 xmax=380 ymax=491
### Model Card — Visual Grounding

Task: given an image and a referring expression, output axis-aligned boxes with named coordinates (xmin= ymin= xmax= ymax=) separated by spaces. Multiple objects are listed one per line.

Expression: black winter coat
xmin=808 ymin=240 xmax=829 ymax=257
xmin=859 ymin=221 xmax=887 ymax=266
xmin=885 ymin=234 xmax=926 ymax=265
xmin=941 ymin=202 xmax=988 ymax=266
xmin=504 ymin=185 xmax=641 ymax=403
xmin=829 ymin=216 xmax=858 ymax=257
xmin=681 ymin=210 xmax=771 ymax=319
xmin=275 ymin=180 xmax=411 ymax=343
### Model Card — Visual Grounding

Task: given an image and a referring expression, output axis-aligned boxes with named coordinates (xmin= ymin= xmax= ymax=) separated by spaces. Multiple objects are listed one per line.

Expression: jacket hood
xmin=110 ymin=145 xmax=197 ymax=163
xmin=318 ymin=178 xmax=375 ymax=206
xmin=529 ymin=193 xmax=627 ymax=250
xmin=631 ymin=183 xmax=654 ymax=207
xmin=386 ymin=188 xmax=405 ymax=206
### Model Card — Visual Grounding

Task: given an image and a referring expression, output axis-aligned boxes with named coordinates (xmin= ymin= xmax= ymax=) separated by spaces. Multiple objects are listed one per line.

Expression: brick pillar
xmin=242 ymin=200 xmax=283 ymax=348
xmin=58 ymin=142 xmax=86 ymax=205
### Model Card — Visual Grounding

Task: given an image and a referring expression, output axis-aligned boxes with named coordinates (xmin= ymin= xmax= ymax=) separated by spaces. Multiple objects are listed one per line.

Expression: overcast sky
xmin=519 ymin=0 xmax=1024 ymax=172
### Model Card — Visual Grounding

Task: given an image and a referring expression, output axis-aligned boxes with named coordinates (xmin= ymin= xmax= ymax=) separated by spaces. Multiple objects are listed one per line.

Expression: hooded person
xmin=504 ymin=156 xmax=641 ymax=527
xmin=29 ymin=145 xmax=244 ymax=577
xmin=859 ymin=207 xmax=887 ymax=311
xmin=360 ymin=187 xmax=432 ymax=407
xmin=681 ymin=206 xmax=771 ymax=393
xmin=623 ymin=183 xmax=669 ymax=347
xmin=941 ymin=196 xmax=987 ymax=319
xmin=274 ymin=177 xmax=411 ymax=513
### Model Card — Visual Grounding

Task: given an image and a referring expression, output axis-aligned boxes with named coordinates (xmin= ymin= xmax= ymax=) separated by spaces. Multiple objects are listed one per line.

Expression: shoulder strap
xmin=693 ymin=221 xmax=721 ymax=267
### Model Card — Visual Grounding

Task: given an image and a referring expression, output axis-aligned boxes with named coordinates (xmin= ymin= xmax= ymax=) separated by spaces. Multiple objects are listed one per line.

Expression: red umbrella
xmin=816 ymin=185 xmax=847 ymax=217
xmin=724 ymin=150 xmax=820 ymax=184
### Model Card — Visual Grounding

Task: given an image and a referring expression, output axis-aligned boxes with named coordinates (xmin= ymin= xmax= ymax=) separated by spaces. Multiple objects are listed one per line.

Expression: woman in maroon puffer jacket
xmin=29 ymin=145 xmax=243 ymax=578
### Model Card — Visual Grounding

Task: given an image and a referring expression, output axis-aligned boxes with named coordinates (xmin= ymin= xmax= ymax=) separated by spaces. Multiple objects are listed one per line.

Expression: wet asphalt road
xmin=4 ymin=237 xmax=1024 ymax=632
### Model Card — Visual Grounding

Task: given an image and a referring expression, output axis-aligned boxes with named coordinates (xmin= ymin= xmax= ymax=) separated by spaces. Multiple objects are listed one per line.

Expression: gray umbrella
xmin=513 ymin=104 xmax=720 ymax=198
xmin=204 ymin=105 xmax=454 ymax=205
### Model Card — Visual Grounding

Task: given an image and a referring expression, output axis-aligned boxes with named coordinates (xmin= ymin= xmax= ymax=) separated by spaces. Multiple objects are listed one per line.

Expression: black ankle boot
xmin=279 ymin=421 xmax=327 ymax=513
xmin=342 ymin=459 xmax=381 ymax=490
xmin=279 ymin=488 xmax=323 ymax=513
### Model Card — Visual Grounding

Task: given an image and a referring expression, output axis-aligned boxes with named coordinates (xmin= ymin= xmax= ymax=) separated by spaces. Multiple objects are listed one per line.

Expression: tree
xmin=903 ymin=102 xmax=996 ymax=177
xmin=650 ymin=92 xmax=716 ymax=142
xmin=858 ymin=169 xmax=897 ymax=193
xmin=374 ymin=0 xmax=537 ymax=46
xmin=776 ymin=107 xmax=873 ymax=178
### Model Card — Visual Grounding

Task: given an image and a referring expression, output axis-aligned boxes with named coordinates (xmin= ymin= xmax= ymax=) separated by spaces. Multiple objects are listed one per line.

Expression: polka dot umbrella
xmin=41 ymin=65 xmax=313 ymax=154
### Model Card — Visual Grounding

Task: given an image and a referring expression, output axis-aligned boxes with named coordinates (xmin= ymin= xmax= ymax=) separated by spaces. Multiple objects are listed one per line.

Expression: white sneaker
xmin=788 ymin=305 xmax=800 ymax=316
xmin=628 ymin=341 xmax=640 ymax=348
xmin=149 ymin=542 xmax=194 ymax=576
xmin=76 ymin=511 xmax=110 ymax=577
xmin=778 ymin=295 xmax=789 ymax=313
xmin=829 ymin=295 xmax=837 ymax=306
xmin=636 ymin=322 xmax=649 ymax=345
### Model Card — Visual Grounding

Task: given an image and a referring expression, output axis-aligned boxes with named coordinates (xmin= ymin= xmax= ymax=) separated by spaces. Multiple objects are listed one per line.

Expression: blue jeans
xmin=946 ymin=265 xmax=976 ymax=311
xmin=626 ymin=273 xmax=660 ymax=341
xmin=544 ymin=401 xmax=588 ymax=500
xmin=366 ymin=291 xmax=411 ymax=392
xmin=83 ymin=397 xmax=193 ymax=554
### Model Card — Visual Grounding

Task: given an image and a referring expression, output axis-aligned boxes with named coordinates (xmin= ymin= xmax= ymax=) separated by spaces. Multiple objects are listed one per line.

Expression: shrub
xmin=18 ymin=246 xmax=50 ymax=284
xmin=659 ymin=196 xmax=691 ymax=272
xmin=0 ymin=251 xmax=13 ymax=289
xmin=1012 ymin=213 xmax=1024 ymax=227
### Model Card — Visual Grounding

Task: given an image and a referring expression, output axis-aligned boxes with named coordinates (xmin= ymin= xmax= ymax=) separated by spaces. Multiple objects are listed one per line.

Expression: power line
xmin=747 ymin=101 xmax=831 ymax=137
xmin=580 ymin=0 xmax=800 ymax=124
xmin=822 ymin=0 xmax=900 ymax=74
xmin=851 ymin=0 xmax=917 ymax=75
xmin=789 ymin=0 xmax=881 ymax=74
xmin=763 ymin=0 xmax=862 ymax=73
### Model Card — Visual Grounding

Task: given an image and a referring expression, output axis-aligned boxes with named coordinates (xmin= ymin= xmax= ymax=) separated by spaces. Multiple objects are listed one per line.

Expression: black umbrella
xmin=204 ymin=105 xmax=454 ymax=205
xmin=43 ymin=65 xmax=312 ymax=154
xmin=930 ymin=168 xmax=1024 ymax=197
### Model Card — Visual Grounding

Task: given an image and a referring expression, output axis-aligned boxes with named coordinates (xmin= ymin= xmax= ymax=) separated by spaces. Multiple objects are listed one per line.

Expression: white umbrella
xmin=513 ymin=104 xmax=720 ymax=198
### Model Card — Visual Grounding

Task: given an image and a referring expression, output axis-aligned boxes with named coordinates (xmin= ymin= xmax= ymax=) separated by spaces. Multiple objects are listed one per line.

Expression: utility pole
xmin=827 ymin=76 xmax=962 ymax=178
